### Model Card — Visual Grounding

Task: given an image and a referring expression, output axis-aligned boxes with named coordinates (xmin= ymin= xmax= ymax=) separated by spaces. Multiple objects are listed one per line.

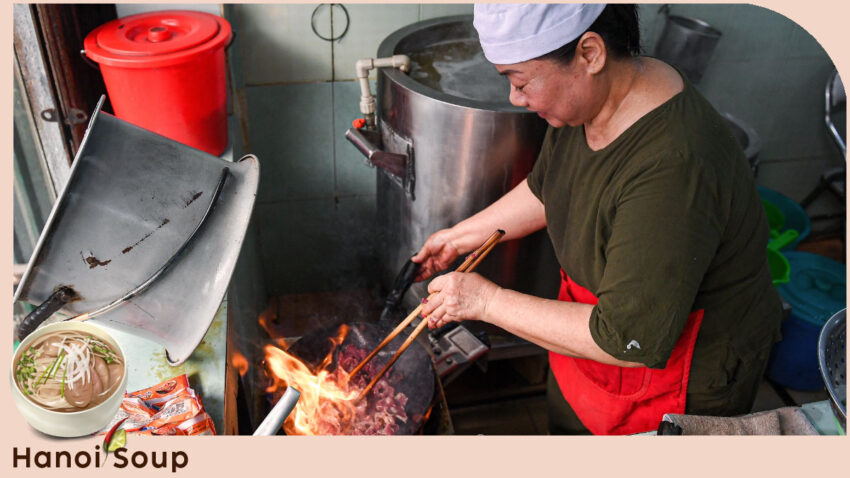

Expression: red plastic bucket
xmin=83 ymin=11 xmax=232 ymax=155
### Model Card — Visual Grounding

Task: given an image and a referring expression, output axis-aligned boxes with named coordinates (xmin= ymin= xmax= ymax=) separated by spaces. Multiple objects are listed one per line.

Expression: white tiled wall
xmin=233 ymin=3 xmax=472 ymax=84
xmin=123 ymin=3 xmax=840 ymax=169
xmin=238 ymin=4 xmax=333 ymax=85
xmin=226 ymin=3 xmax=841 ymax=295
xmin=332 ymin=4 xmax=420 ymax=81
xmin=419 ymin=3 xmax=474 ymax=21
xmin=116 ymin=3 xmax=221 ymax=18
xmin=228 ymin=4 xmax=475 ymax=293
xmin=639 ymin=4 xmax=839 ymax=165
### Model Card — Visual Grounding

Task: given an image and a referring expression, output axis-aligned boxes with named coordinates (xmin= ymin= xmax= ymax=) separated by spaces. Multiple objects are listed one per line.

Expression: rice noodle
xmin=14 ymin=331 xmax=124 ymax=412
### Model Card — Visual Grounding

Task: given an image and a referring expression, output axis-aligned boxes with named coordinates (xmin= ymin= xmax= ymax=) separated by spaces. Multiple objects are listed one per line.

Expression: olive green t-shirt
xmin=527 ymin=78 xmax=783 ymax=413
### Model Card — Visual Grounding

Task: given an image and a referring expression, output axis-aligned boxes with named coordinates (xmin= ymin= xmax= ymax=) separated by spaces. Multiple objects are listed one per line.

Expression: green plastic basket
xmin=762 ymin=199 xmax=786 ymax=233
xmin=759 ymin=187 xmax=810 ymax=250
xmin=767 ymin=249 xmax=790 ymax=285
xmin=767 ymin=229 xmax=798 ymax=286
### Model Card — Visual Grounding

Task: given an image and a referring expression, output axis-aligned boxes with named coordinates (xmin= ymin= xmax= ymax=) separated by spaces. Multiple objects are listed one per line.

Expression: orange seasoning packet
xmin=176 ymin=412 xmax=217 ymax=436
xmin=119 ymin=396 xmax=158 ymax=431
xmin=146 ymin=394 xmax=204 ymax=429
xmin=101 ymin=374 xmax=217 ymax=436
xmin=146 ymin=387 xmax=197 ymax=410
xmin=128 ymin=374 xmax=191 ymax=406
xmin=99 ymin=396 xmax=157 ymax=435
xmin=149 ymin=423 xmax=184 ymax=436
xmin=146 ymin=413 xmax=215 ymax=436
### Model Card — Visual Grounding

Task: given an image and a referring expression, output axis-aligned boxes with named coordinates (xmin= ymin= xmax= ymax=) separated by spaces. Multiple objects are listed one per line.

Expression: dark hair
xmin=539 ymin=4 xmax=641 ymax=64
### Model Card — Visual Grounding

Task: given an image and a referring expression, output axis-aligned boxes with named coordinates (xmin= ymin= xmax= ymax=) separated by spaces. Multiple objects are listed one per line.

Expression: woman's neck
xmin=583 ymin=57 xmax=682 ymax=151
xmin=583 ymin=57 xmax=641 ymax=150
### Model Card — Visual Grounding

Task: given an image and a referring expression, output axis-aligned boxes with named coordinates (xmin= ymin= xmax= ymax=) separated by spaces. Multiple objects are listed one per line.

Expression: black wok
xmin=284 ymin=321 xmax=436 ymax=435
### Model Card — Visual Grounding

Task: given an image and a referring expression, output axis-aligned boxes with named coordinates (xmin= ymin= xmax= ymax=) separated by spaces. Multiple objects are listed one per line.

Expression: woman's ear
xmin=576 ymin=32 xmax=607 ymax=75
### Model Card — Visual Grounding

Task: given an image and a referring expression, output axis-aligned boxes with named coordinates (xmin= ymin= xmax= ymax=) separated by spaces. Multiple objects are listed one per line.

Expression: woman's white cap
xmin=473 ymin=3 xmax=607 ymax=65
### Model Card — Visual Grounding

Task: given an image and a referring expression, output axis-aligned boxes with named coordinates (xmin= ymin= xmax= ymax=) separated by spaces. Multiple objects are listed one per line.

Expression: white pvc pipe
xmin=354 ymin=55 xmax=411 ymax=125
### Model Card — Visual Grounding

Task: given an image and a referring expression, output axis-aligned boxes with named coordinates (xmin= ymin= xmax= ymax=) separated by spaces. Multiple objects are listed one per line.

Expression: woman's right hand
xmin=411 ymin=229 xmax=461 ymax=282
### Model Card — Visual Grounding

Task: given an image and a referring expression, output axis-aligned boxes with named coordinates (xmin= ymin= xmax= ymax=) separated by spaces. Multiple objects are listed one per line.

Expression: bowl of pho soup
xmin=11 ymin=322 xmax=127 ymax=437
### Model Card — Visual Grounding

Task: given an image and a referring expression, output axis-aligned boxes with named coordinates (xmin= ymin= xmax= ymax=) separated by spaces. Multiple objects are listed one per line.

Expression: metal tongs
xmin=349 ymin=229 xmax=505 ymax=401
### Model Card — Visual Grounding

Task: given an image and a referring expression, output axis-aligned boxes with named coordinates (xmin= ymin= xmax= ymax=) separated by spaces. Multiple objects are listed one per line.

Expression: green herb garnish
xmin=34 ymin=362 xmax=51 ymax=388
xmin=48 ymin=352 xmax=65 ymax=380
xmin=60 ymin=364 xmax=67 ymax=398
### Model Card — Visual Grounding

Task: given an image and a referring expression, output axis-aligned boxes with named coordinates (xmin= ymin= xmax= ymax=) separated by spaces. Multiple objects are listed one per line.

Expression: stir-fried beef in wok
xmin=270 ymin=322 xmax=434 ymax=435
xmin=330 ymin=345 xmax=409 ymax=435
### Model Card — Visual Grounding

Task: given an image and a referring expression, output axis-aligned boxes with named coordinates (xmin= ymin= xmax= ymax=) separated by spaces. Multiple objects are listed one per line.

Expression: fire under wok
xmin=266 ymin=321 xmax=436 ymax=435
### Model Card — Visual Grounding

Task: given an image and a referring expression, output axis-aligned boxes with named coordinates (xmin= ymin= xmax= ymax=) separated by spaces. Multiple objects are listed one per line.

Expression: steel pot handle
xmin=17 ymin=287 xmax=78 ymax=342
xmin=345 ymin=127 xmax=409 ymax=179
xmin=253 ymin=386 xmax=301 ymax=436
xmin=345 ymin=126 xmax=415 ymax=199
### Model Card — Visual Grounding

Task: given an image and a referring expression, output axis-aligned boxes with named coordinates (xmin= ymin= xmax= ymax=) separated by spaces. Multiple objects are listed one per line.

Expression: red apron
xmin=550 ymin=269 xmax=704 ymax=435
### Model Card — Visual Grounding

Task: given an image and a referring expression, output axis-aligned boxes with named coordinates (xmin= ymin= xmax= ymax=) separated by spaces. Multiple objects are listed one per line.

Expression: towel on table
xmin=659 ymin=407 xmax=819 ymax=435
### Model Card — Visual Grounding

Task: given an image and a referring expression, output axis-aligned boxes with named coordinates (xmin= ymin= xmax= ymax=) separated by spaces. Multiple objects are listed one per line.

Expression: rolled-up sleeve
xmin=588 ymin=153 xmax=725 ymax=368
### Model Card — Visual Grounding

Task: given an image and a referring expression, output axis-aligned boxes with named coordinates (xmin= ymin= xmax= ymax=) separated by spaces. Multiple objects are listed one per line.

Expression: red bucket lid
xmin=84 ymin=10 xmax=231 ymax=68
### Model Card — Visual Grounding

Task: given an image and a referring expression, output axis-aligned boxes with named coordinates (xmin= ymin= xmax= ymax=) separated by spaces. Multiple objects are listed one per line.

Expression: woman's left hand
xmin=421 ymin=272 xmax=501 ymax=329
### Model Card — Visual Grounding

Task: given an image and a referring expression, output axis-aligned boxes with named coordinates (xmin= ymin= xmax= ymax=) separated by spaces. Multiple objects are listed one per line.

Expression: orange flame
xmin=263 ymin=324 xmax=359 ymax=435
xmin=231 ymin=351 xmax=249 ymax=377
xmin=257 ymin=297 xmax=293 ymax=350
xmin=257 ymin=305 xmax=276 ymax=339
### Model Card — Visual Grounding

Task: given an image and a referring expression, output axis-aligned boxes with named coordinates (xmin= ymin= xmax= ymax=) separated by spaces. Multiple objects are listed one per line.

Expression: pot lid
xmin=94 ymin=11 xmax=220 ymax=57
xmin=778 ymin=251 xmax=846 ymax=326
xmin=13 ymin=98 xmax=260 ymax=365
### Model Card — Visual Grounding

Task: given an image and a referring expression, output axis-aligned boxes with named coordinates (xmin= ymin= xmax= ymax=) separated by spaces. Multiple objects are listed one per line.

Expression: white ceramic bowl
xmin=11 ymin=321 xmax=128 ymax=437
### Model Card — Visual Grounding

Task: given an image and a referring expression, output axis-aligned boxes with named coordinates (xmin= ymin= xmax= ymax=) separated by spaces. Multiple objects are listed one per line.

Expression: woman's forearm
xmin=448 ymin=179 xmax=547 ymax=253
xmin=483 ymin=287 xmax=644 ymax=367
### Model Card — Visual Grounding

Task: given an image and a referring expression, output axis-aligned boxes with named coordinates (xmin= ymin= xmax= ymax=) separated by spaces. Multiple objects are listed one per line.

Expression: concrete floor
xmin=450 ymin=394 xmax=548 ymax=435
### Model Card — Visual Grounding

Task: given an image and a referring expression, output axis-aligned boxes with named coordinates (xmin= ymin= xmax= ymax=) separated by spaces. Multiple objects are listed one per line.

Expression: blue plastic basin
xmin=757 ymin=186 xmax=811 ymax=250
xmin=767 ymin=252 xmax=846 ymax=390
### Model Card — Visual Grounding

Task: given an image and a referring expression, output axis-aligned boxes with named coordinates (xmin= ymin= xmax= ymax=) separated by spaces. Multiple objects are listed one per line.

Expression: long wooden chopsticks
xmin=350 ymin=229 xmax=505 ymax=401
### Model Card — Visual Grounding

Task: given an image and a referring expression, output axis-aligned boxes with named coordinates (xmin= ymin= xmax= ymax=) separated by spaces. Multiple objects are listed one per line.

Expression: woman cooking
xmin=412 ymin=4 xmax=783 ymax=435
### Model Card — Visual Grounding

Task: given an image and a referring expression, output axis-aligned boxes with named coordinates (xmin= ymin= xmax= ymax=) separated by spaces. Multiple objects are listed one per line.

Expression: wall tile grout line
xmin=329 ymin=4 xmax=336 ymax=82
xmin=331 ymin=82 xmax=338 ymax=200
xmin=330 ymin=5 xmax=338 ymax=202
xmin=244 ymin=79 xmax=341 ymax=88
xmin=256 ymin=193 xmax=378 ymax=207
xmin=329 ymin=4 xmax=337 ymax=200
